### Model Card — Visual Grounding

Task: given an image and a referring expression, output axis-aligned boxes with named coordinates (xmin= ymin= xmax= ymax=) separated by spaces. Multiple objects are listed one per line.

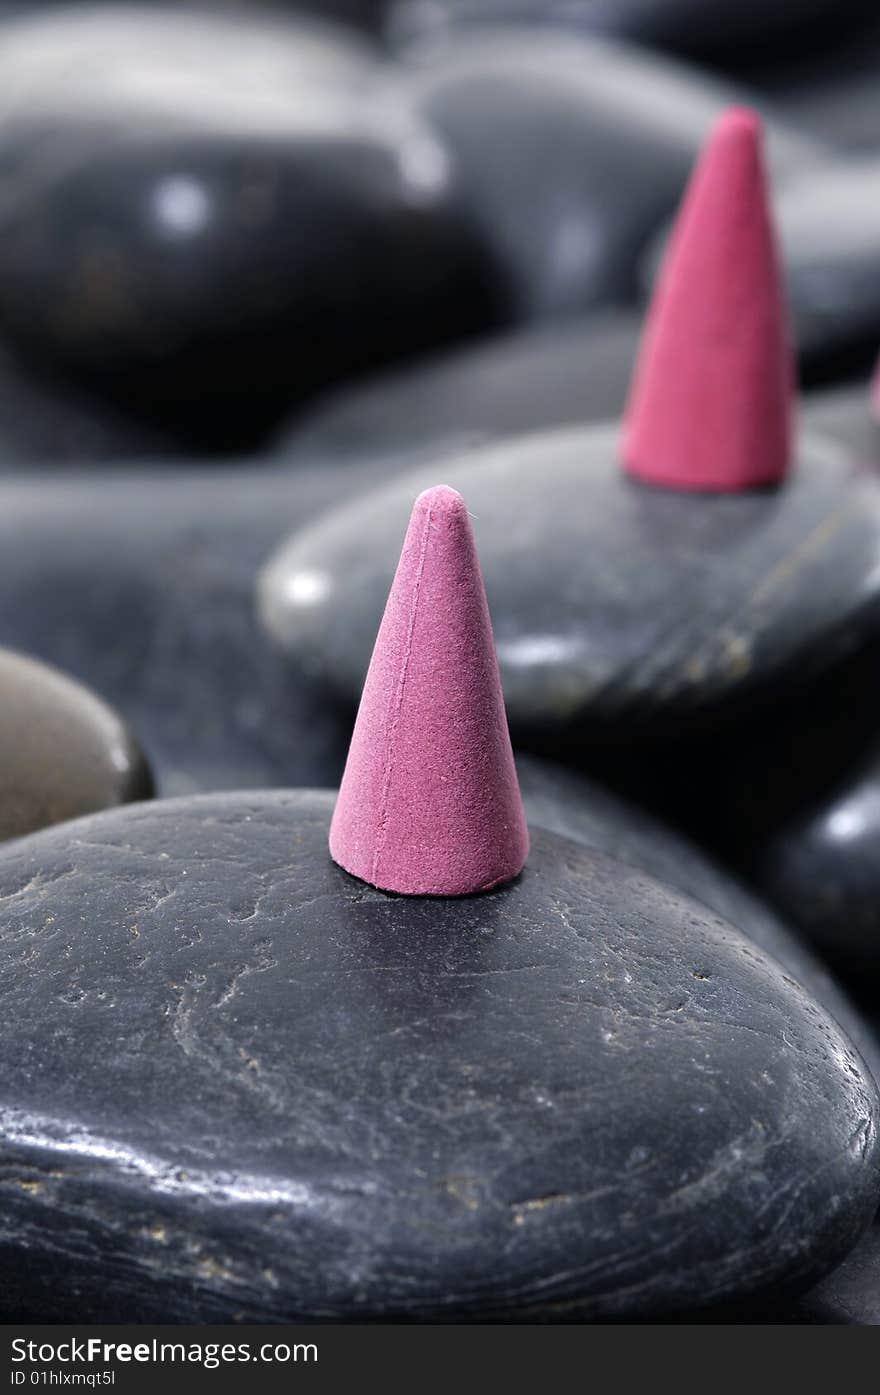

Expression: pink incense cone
xmin=622 ymin=105 xmax=792 ymax=492
xmin=329 ymin=485 xmax=529 ymax=896
xmin=871 ymin=356 xmax=880 ymax=423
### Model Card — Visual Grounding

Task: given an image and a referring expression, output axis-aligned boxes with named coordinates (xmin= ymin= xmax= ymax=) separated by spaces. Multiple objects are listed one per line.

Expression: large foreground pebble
xmin=393 ymin=30 xmax=820 ymax=321
xmin=258 ymin=423 xmax=880 ymax=743
xmin=517 ymin=757 xmax=880 ymax=1083
xmin=786 ymin=1221 xmax=880 ymax=1323
xmin=0 ymin=789 xmax=876 ymax=1322
xmin=0 ymin=646 xmax=151 ymax=839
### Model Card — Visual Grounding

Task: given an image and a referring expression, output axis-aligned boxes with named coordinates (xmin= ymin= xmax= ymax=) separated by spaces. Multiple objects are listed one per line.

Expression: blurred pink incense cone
xmin=622 ymin=105 xmax=792 ymax=492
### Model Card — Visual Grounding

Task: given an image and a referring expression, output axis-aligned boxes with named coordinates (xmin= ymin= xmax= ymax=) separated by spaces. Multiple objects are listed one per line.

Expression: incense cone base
xmin=0 ymin=790 xmax=876 ymax=1322
xmin=260 ymin=423 xmax=880 ymax=742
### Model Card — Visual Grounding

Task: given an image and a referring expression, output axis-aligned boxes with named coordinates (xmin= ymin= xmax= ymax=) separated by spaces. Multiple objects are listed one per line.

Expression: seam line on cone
xmin=371 ymin=501 xmax=433 ymax=884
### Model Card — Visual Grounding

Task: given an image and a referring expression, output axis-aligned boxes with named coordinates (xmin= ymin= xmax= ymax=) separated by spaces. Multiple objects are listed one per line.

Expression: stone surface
xmin=785 ymin=1221 xmax=880 ymax=1323
xmin=258 ymin=423 xmax=880 ymax=744
xmin=0 ymin=456 xmax=403 ymax=798
xmin=803 ymin=382 xmax=880 ymax=463
xmin=0 ymin=342 xmax=186 ymax=464
xmin=0 ymin=789 xmax=876 ymax=1322
xmin=673 ymin=390 xmax=880 ymax=981
xmin=0 ymin=6 xmax=498 ymax=438
xmin=748 ymin=18 xmax=880 ymax=152
xmin=388 ymin=1 xmax=875 ymax=67
xmin=393 ymin=30 xmax=821 ymax=322
xmin=728 ymin=650 xmax=880 ymax=976
xmin=778 ymin=159 xmax=880 ymax=372
xmin=0 ymin=646 xmax=151 ymax=839
xmin=275 ymin=312 xmax=641 ymax=465
xmin=517 ymin=756 xmax=880 ymax=1085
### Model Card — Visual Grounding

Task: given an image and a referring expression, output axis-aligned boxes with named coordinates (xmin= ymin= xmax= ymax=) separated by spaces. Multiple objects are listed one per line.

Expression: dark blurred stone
xmin=289 ymin=0 xmax=388 ymax=31
xmin=518 ymin=756 xmax=880 ymax=1084
xmin=624 ymin=395 xmax=880 ymax=982
xmin=0 ymin=645 xmax=151 ymax=839
xmin=720 ymin=648 xmax=880 ymax=978
xmin=779 ymin=159 xmax=880 ymax=374
xmin=392 ymin=29 xmax=821 ymax=322
xmin=803 ymin=381 xmax=880 ymax=462
xmin=275 ymin=312 xmax=641 ymax=464
xmin=388 ymin=1 xmax=876 ymax=71
xmin=0 ymin=341 xmax=187 ymax=463
xmin=0 ymin=6 xmax=499 ymax=438
xmin=258 ymin=423 xmax=880 ymax=746
xmin=0 ymin=456 xmax=402 ymax=797
xmin=746 ymin=17 xmax=880 ymax=152
xmin=0 ymin=790 xmax=876 ymax=1322
xmin=784 ymin=1221 xmax=880 ymax=1323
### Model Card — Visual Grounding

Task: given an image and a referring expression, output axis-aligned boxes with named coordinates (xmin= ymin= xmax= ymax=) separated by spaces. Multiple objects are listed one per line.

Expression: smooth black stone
xmin=275 ymin=312 xmax=641 ymax=464
xmin=0 ymin=456 xmax=404 ymax=797
xmin=0 ymin=341 xmax=186 ymax=463
xmin=392 ymin=30 xmax=821 ymax=321
xmin=388 ymin=1 xmax=875 ymax=67
xmin=746 ymin=17 xmax=880 ymax=152
xmin=778 ymin=160 xmax=880 ymax=372
xmin=0 ymin=7 xmax=497 ymax=436
xmin=597 ymin=640 xmax=880 ymax=983
xmin=293 ymin=0 xmax=388 ymax=33
xmin=0 ymin=789 xmax=876 ymax=1322
xmin=258 ymin=423 xmax=880 ymax=744
xmin=785 ymin=1221 xmax=880 ymax=1323
xmin=803 ymin=383 xmax=880 ymax=463
xmin=734 ymin=654 xmax=880 ymax=976
xmin=0 ymin=645 xmax=152 ymax=839
xmin=517 ymin=756 xmax=880 ymax=1085
xmin=640 ymin=394 xmax=880 ymax=981
xmin=703 ymin=1214 xmax=880 ymax=1322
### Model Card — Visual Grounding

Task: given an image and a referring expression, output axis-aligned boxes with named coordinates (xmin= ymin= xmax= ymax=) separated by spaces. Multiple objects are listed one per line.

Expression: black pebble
xmin=0 ymin=790 xmax=876 ymax=1322
xmin=0 ymin=645 xmax=151 ymax=839
xmin=258 ymin=423 xmax=880 ymax=746
xmin=392 ymin=28 xmax=820 ymax=321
